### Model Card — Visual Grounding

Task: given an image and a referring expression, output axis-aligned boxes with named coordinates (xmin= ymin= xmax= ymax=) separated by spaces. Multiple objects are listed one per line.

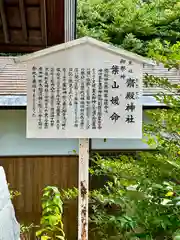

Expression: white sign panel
xmin=27 ymin=42 xmax=143 ymax=138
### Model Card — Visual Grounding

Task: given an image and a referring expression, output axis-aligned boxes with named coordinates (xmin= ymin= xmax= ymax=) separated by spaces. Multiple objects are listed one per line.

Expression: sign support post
xmin=78 ymin=138 xmax=89 ymax=240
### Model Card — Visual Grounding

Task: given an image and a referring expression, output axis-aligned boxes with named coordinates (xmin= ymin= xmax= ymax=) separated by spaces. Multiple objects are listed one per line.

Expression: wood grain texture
xmin=46 ymin=0 xmax=64 ymax=45
xmin=0 ymin=0 xmax=10 ymax=43
xmin=19 ymin=0 xmax=28 ymax=40
xmin=0 ymin=156 xmax=78 ymax=239
xmin=0 ymin=0 xmax=65 ymax=52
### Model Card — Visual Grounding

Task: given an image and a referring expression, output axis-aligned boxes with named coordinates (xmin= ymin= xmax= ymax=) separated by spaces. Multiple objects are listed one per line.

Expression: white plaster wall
xmin=0 ymin=109 xmax=149 ymax=156
xmin=0 ymin=109 xmax=78 ymax=156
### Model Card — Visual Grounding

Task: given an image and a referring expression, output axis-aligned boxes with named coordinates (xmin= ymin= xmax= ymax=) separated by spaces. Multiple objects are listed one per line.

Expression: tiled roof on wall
xmin=0 ymin=57 xmax=26 ymax=95
xmin=0 ymin=57 xmax=179 ymax=95
xmin=143 ymin=63 xmax=180 ymax=95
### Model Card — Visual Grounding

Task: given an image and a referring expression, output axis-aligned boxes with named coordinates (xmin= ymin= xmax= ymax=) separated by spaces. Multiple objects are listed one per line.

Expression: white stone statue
xmin=0 ymin=167 xmax=20 ymax=240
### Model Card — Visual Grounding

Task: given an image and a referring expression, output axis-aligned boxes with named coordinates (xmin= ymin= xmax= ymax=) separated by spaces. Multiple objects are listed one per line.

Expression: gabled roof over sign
xmin=15 ymin=36 xmax=154 ymax=65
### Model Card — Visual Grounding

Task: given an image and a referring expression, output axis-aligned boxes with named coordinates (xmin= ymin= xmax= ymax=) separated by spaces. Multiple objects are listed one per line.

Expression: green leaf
xmin=41 ymin=236 xmax=51 ymax=240
xmin=56 ymin=236 xmax=65 ymax=240
xmin=36 ymin=229 xmax=46 ymax=236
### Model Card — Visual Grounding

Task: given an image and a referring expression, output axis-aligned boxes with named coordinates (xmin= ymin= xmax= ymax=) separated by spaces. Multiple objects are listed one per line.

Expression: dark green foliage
xmin=77 ymin=0 xmax=180 ymax=55
xmin=89 ymin=152 xmax=180 ymax=240
xmin=86 ymin=40 xmax=180 ymax=239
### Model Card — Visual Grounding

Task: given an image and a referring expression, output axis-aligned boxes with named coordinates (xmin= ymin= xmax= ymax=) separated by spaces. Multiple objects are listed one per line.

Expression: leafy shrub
xmin=36 ymin=186 xmax=66 ymax=240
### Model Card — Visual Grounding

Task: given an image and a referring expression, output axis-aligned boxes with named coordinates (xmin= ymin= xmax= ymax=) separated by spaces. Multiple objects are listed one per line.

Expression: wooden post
xmin=78 ymin=138 xmax=89 ymax=240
